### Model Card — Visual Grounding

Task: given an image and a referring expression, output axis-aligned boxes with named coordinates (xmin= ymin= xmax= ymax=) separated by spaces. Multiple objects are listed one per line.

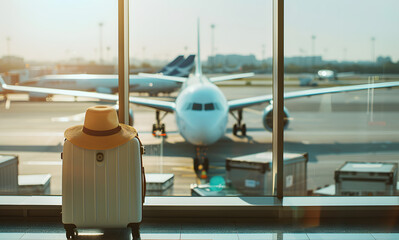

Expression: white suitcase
xmin=62 ymin=137 xmax=145 ymax=239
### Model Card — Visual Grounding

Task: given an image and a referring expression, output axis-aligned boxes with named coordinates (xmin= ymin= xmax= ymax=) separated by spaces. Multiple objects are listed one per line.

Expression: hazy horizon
xmin=1 ymin=0 xmax=398 ymax=63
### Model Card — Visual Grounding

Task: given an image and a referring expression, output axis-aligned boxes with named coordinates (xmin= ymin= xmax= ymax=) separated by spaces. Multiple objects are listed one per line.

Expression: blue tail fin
xmin=167 ymin=55 xmax=196 ymax=77
xmin=158 ymin=55 xmax=185 ymax=75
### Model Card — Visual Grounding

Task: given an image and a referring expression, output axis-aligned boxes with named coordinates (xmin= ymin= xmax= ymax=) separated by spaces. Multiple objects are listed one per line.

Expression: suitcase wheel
xmin=64 ymin=224 xmax=78 ymax=239
xmin=65 ymin=229 xmax=77 ymax=239
xmin=128 ymin=223 xmax=141 ymax=240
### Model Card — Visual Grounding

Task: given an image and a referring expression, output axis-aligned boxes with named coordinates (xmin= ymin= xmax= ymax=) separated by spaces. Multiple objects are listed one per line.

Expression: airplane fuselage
xmin=31 ymin=74 xmax=182 ymax=95
xmin=175 ymin=75 xmax=228 ymax=146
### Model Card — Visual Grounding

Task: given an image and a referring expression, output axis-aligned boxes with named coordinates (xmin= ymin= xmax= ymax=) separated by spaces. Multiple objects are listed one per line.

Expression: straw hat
xmin=64 ymin=105 xmax=137 ymax=150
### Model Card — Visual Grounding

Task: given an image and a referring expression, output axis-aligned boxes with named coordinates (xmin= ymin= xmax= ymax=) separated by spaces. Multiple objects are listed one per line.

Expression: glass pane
xmin=0 ymin=0 xmax=273 ymax=197
xmin=130 ymin=0 xmax=273 ymax=196
xmin=284 ymin=0 xmax=399 ymax=196
xmin=0 ymin=0 xmax=118 ymax=196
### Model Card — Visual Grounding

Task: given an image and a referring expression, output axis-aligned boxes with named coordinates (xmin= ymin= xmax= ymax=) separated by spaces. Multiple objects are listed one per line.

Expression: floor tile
xmin=0 ymin=233 xmax=24 ymax=239
xmin=181 ymin=223 xmax=236 ymax=233
xmin=237 ymin=233 xmax=275 ymax=240
xmin=181 ymin=233 xmax=239 ymax=240
xmin=307 ymin=233 xmax=375 ymax=240
xmin=372 ymin=233 xmax=399 ymax=240
xmin=283 ymin=233 xmax=309 ymax=240
xmin=141 ymin=233 xmax=181 ymax=239
xmin=141 ymin=222 xmax=181 ymax=233
xmin=20 ymin=233 xmax=66 ymax=240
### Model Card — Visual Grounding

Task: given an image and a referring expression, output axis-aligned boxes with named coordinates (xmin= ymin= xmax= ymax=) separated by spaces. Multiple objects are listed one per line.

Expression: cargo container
xmin=18 ymin=174 xmax=51 ymax=195
xmin=145 ymin=173 xmax=174 ymax=196
xmin=335 ymin=161 xmax=397 ymax=196
xmin=0 ymin=154 xmax=18 ymax=194
xmin=226 ymin=152 xmax=308 ymax=196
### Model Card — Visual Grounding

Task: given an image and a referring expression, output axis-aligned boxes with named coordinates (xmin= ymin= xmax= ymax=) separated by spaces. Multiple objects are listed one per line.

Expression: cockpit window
xmin=192 ymin=103 xmax=202 ymax=111
xmin=186 ymin=103 xmax=192 ymax=110
xmin=204 ymin=103 xmax=215 ymax=111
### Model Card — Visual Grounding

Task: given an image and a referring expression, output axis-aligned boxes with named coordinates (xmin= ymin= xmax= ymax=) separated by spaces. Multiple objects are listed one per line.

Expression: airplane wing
xmin=210 ymin=72 xmax=255 ymax=83
xmin=138 ymin=73 xmax=187 ymax=83
xmin=0 ymin=76 xmax=175 ymax=113
xmin=228 ymin=81 xmax=399 ymax=111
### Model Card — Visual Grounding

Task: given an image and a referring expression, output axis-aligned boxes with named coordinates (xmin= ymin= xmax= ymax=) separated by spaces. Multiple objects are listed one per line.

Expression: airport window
xmin=283 ymin=0 xmax=399 ymax=197
xmin=1 ymin=0 xmax=399 ymax=214
xmin=0 ymin=0 xmax=276 ymax=198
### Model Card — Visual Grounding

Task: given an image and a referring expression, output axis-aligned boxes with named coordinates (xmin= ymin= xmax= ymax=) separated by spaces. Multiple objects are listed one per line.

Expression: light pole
xmin=371 ymin=37 xmax=375 ymax=63
xmin=311 ymin=35 xmax=316 ymax=69
xmin=6 ymin=37 xmax=10 ymax=56
xmin=211 ymin=24 xmax=215 ymax=70
xmin=262 ymin=44 xmax=266 ymax=65
xmin=106 ymin=46 xmax=110 ymax=63
xmin=99 ymin=22 xmax=104 ymax=64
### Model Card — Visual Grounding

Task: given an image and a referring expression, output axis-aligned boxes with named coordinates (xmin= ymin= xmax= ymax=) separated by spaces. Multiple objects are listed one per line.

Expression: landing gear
xmin=231 ymin=109 xmax=247 ymax=136
xmin=152 ymin=110 xmax=167 ymax=137
xmin=193 ymin=147 xmax=209 ymax=177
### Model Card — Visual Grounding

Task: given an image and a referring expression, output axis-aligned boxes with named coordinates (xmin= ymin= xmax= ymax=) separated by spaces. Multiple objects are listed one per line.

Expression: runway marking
xmin=25 ymin=161 xmax=62 ymax=166
xmin=51 ymin=112 xmax=85 ymax=122
xmin=319 ymin=94 xmax=332 ymax=112
xmin=5 ymin=99 xmax=10 ymax=110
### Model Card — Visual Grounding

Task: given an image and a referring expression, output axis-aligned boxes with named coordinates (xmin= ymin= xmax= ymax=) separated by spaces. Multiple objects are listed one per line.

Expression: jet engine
xmin=262 ymin=105 xmax=290 ymax=132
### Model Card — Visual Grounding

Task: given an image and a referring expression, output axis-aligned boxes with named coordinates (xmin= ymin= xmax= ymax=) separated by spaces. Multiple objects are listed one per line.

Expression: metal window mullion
xmin=118 ymin=0 xmax=130 ymax=124
xmin=272 ymin=0 xmax=284 ymax=199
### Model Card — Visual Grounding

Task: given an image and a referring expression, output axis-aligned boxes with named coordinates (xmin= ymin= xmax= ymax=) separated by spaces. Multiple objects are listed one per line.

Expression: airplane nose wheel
xmin=152 ymin=110 xmax=167 ymax=137
xmin=194 ymin=147 xmax=209 ymax=177
xmin=232 ymin=109 xmax=246 ymax=136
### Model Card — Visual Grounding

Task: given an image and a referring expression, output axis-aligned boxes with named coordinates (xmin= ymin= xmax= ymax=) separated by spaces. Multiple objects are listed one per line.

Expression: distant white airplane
xmin=299 ymin=69 xmax=355 ymax=86
xmin=20 ymin=55 xmax=195 ymax=100
xmin=1 ymin=21 xmax=399 ymax=173
xmin=316 ymin=69 xmax=355 ymax=81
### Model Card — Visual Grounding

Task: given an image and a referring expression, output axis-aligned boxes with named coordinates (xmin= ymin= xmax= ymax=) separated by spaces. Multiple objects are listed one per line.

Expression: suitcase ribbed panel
xmin=62 ymin=138 xmax=142 ymax=228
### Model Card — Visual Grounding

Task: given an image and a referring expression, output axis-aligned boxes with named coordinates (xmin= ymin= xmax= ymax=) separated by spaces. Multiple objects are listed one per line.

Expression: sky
xmin=0 ymin=0 xmax=398 ymax=63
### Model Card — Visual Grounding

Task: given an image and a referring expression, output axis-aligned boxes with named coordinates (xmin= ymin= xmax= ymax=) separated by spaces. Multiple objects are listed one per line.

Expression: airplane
xmin=299 ymin=69 xmax=355 ymax=86
xmin=14 ymin=55 xmax=196 ymax=100
xmin=316 ymin=69 xmax=355 ymax=81
xmin=1 ymin=21 xmax=399 ymax=174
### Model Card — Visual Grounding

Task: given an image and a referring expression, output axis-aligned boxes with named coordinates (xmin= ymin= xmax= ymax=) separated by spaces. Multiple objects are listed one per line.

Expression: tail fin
xmin=195 ymin=18 xmax=202 ymax=77
xmin=167 ymin=54 xmax=196 ymax=77
xmin=158 ymin=55 xmax=185 ymax=75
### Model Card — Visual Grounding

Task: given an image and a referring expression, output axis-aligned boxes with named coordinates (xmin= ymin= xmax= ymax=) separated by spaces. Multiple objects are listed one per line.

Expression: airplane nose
xmin=181 ymin=112 xmax=226 ymax=146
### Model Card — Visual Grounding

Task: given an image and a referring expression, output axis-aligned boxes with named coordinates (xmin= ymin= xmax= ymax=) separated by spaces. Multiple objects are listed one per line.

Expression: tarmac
xmin=1 ymin=82 xmax=399 ymax=196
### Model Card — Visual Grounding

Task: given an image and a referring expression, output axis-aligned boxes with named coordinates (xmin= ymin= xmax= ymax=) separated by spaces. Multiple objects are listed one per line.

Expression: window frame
xmin=1 ymin=0 xmax=399 ymax=219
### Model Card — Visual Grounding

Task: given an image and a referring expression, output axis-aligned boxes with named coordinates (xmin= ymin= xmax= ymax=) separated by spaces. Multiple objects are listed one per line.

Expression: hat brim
xmin=64 ymin=124 xmax=137 ymax=150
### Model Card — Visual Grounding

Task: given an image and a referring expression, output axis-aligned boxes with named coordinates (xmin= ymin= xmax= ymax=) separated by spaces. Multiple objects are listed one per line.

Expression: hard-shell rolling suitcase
xmin=62 ymin=136 xmax=145 ymax=239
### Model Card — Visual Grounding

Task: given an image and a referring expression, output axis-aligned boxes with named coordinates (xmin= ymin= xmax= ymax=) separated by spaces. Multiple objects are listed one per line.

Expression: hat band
xmin=82 ymin=125 xmax=122 ymax=136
